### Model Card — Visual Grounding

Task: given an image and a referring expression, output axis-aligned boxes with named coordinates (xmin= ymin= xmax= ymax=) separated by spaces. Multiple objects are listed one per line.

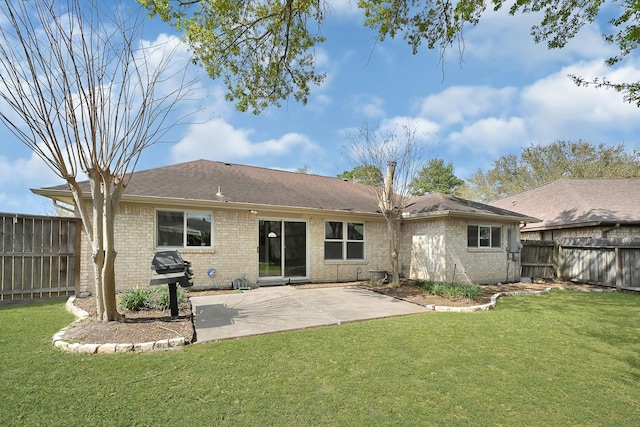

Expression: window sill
xmin=324 ymin=260 xmax=367 ymax=264
xmin=156 ymin=247 xmax=215 ymax=254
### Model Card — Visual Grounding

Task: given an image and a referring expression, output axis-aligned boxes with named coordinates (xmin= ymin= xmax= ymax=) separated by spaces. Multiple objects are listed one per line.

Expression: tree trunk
xmin=390 ymin=215 xmax=401 ymax=286
xmin=101 ymin=174 xmax=124 ymax=321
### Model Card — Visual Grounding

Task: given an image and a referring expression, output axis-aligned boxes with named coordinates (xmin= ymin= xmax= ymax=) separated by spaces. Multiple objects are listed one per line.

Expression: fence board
xmin=521 ymin=241 xmax=555 ymax=278
xmin=524 ymin=238 xmax=640 ymax=289
xmin=0 ymin=213 xmax=80 ymax=302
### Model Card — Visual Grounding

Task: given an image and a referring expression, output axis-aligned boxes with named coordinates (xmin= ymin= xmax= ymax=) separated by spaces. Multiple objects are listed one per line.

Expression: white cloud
xmin=521 ymin=60 xmax=640 ymax=140
xmin=0 ymin=149 xmax=63 ymax=214
xmin=171 ymin=118 xmax=321 ymax=163
xmin=462 ymin=8 xmax=613 ymax=67
xmin=417 ymin=86 xmax=518 ymax=125
xmin=324 ymin=0 xmax=363 ymax=18
xmin=0 ymin=152 xmax=60 ymax=188
xmin=448 ymin=117 xmax=528 ymax=155
xmin=347 ymin=94 xmax=386 ymax=118
xmin=379 ymin=116 xmax=440 ymax=142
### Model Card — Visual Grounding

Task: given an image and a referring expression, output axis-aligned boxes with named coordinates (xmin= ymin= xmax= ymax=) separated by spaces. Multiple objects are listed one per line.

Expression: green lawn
xmin=1 ymin=291 xmax=639 ymax=426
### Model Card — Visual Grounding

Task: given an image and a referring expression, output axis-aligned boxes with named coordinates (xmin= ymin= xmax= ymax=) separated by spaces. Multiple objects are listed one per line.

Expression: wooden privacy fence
xmin=521 ymin=238 xmax=640 ymax=289
xmin=1 ymin=213 xmax=81 ymax=302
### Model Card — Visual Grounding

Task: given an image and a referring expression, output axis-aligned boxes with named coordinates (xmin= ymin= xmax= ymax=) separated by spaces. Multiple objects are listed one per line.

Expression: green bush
xmin=119 ymin=287 xmax=150 ymax=311
xmin=118 ymin=286 xmax=187 ymax=312
xmin=147 ymin=286 xmax=187 ymax=310
xmin=413 ymin=280 xmax=480 ymax=301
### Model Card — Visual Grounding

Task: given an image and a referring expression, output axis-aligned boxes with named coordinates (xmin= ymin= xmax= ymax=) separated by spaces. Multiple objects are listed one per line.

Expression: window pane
xmin=187 ymin=213 xmax=212 ymax=246
xmin=467 ymin=225 xmax=478 ymax=247
xmin=491 ymin=226 xmax=502 ymax=248
xmin=157 ymin=211 xmax=184 ymax=247
xmin=324 ymin=241 xmax=343 ymax=260
xmin=325 ymin=221 xmax=342 ymax=239
xmin=479 ymin=226 xmax=490 ymax=247
xmin=347 ymin=223 xmax=364 ymax=240
xmin=346 ymin=242 xmax=364 ymax=259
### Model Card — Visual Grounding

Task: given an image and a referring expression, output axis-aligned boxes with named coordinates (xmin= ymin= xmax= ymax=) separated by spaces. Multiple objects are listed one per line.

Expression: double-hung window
xmin=467 ymin=225 xmax=501 ymax=248
xmin=324 ymin=221 xmax=364 ymax=260
xmin=157 ymin=210 xmax=212 ymax=248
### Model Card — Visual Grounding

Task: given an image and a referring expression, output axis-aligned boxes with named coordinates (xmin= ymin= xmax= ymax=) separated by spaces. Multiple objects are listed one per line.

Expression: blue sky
xmin=3 ymin=1 xmax=640 ymax=214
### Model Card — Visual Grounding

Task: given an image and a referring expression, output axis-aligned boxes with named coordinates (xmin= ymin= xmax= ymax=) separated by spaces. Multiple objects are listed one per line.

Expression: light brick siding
xmin=401 ymin=218 xmax=521 ymax=284
xmin=77 ymin=201 xmax=522 ymax=293
xmin=78 ymin=202 xmax=389 ymax=293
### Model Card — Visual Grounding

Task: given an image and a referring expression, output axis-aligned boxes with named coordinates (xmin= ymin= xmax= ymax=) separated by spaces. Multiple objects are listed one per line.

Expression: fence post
xmin=615 ymin=246 xmax=623 ymax=290
xmin=553 ymin=240 xmax=561 ymax=280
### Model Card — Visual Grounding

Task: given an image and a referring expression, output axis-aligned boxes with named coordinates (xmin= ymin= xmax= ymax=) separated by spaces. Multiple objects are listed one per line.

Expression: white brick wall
xmin=401 ymin=218 xmax=522 ymax=284
xmin=77 ymin=201 xmax=522 ymax=293
xmin=78 ymin=202 xmax=390 ymax=292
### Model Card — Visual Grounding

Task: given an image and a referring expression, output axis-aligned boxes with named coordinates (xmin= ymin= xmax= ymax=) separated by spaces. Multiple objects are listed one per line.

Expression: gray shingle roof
xmin=41 ymin=159 xmax=382 ymax=214
xmin=405 ymin=192 xmax=537 ymax=222
xmin=36 ymin=159 xmax=536 ymax=223
xmin=490 ymin=178 xmax=640 ymax=230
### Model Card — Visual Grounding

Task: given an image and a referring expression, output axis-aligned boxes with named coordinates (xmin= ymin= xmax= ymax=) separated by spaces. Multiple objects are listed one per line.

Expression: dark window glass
xmin=157 ymin=211 xmax=212 ymax=247
xmin=467 ymin=225 xmax=478 ymax=247
xmin=346 ymin=242 xmax=364 ymax=259
xmin=325 ymin=221 xmax=343 ymax=240
xmin=479 ymin=226 xmax=491 ymax=247
xmin=157 ymin=211 xmax=184 ymax=247
xmin=324 ymin=241 xmax=343 ymax=260
xmin=347 ymin=223 xmax=364 ymax=240
xmin=491 ymin=227 xmax=502 ymax=248
xmin=187 ymin=213 xmax=212 ymax=246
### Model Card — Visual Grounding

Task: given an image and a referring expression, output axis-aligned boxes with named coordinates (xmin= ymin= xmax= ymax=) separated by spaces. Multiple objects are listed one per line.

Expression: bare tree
xmin=348 ymin=123 xmax=425 ymax=286
xmin=0 ymin=0 xmax=197 ymax=320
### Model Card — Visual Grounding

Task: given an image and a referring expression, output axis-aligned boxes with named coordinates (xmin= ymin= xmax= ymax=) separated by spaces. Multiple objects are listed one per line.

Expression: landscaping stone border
xmin=52 ymin=296 xmax=188 ymax=354
xmin=426 ymin=288 xmax=553 ymax=312
xmin=424 ymin=285 xmax=617 ymax=312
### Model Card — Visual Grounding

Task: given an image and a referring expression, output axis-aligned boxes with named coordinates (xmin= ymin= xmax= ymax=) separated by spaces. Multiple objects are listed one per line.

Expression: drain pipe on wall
xmin=356 ymin=267 xmax=362 ymax=281
xmin=453 ymin=263 xmax=457 ymax=282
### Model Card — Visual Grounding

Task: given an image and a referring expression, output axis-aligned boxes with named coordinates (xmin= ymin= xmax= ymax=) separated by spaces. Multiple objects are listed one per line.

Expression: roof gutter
xmin=402 ymin=209 xmax=540 ymax=224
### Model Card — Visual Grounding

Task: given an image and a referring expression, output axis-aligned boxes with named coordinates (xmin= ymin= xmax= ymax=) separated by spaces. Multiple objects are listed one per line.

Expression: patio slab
xmin=190 ymin=286 xmax=428 ymax=342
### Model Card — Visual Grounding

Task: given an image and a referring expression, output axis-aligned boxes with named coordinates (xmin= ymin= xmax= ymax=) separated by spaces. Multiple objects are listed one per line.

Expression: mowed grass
xmin=1 ymin=291 xmax=639 ymax=426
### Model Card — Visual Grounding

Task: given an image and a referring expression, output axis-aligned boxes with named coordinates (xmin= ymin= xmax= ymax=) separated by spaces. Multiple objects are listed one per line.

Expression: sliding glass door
xmin=258 ymin=220 xmax=306 ymax=279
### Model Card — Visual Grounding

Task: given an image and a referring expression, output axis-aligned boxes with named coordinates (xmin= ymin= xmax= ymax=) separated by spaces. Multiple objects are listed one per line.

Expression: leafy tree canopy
xmin=409 ymin=158 xmax=464 ymax=196
xmin=337 ymin=165 xmax=383 ymax=186
xmin=140 ymin=0 xmax=640 ymax=112
xmin=461 ymin=140 xmax=640 ymax=202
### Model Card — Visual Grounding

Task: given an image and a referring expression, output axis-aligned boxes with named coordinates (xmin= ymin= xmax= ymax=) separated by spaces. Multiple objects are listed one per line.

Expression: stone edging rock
xmin=52 ymin=296 xmax=188 ymax=354
xmin=426 ymin=287 xmax=553 ymax=312
xmin=426 ymin=285 xmax=618 ymax=312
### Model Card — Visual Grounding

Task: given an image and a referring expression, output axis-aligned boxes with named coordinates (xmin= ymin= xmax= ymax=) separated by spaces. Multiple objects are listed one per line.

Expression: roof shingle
xmin=490 ymin=178 xmax=640 ymax=230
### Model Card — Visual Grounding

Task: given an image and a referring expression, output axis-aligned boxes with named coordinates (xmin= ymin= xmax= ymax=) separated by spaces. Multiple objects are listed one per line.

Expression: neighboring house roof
xmin=404 ymin=192 xmax=539 ymax=223
xmin=490 ymin=178 xmax=640 ymax=231
xmin=33 ymin=159 xmax=536 ymax=223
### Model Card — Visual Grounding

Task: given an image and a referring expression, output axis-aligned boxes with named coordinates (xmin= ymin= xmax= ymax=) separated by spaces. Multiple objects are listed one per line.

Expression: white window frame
xmin=156 ymin=210 xmax=213 ymax=249
xmin=467 ymin=225 xmax=502 ymax=249
xmin=324 ymin=221 xmax=365 ymax=261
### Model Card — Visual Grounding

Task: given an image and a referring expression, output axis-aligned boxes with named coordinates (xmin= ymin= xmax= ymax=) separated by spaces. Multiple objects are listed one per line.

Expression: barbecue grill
xmin=150 ymin=250 xmax=194 ymax=317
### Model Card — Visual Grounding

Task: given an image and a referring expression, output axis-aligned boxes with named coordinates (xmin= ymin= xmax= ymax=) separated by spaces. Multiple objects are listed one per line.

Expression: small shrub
xmin=148 ymin=286 xmax=187 ymax=310
xmin=118 ymin=286 xmax=187 ymax=312
xmin=459 ymin=284 xmax=480 ymax=300
xmin=119 ymin=287 xmax=150 ymax=311
xmin=413 ymin=280 xmax=481 ymax=301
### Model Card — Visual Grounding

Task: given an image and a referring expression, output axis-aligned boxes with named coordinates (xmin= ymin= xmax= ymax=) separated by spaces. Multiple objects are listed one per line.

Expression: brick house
xmin=33 ymin=160 xmax=537 ymax=293
xmin=490 ymin=178 xmax=640 ymax=241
